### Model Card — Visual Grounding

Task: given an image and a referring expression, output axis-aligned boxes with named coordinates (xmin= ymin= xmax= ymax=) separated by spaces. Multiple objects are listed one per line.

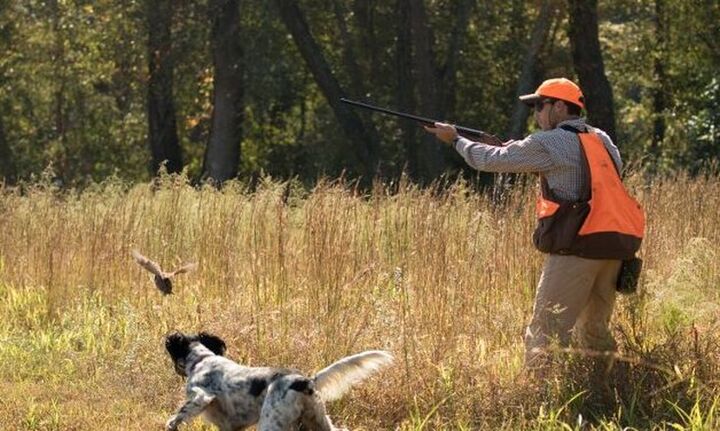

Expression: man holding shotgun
xmin=424 ymin=77 xmax=645 ymax=370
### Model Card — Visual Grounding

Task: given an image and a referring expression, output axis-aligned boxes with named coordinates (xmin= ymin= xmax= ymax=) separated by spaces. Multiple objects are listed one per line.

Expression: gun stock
xmin=340 ymin=98 xmax=502 ymax=145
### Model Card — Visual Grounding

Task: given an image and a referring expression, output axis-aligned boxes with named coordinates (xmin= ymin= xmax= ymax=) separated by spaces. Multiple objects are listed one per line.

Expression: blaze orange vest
xmin=533 ymin=126 xmax=645 ymax=259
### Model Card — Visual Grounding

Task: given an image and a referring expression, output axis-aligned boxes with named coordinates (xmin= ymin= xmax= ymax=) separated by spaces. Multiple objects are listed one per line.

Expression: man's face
xmin=533 ymin=99 xmax=555 ymax=131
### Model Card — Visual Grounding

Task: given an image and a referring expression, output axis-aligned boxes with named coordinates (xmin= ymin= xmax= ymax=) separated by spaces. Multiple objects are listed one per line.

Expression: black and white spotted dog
xmin=164 ymin=331 xmax=393 ymax=431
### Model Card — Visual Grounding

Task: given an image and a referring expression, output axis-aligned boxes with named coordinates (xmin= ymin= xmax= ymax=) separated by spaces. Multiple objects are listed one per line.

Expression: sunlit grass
xmin=0 ymin=172 xmax=719 ymax=430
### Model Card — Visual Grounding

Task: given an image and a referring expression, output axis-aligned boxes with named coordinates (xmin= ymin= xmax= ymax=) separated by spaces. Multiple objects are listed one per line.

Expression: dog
xmin=164 ymin=331 xmax=393 ymax=431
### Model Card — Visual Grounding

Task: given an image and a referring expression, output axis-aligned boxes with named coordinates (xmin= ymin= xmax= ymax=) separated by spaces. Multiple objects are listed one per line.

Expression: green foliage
xmin=685 ymin=79 xmax=720 ymax=172
xmin=667 ymin=396 xmax=720 ymax=430
xmin=1 ymin=1 xmax=148 ymax=185
xmin=0 ymin=0 xmax=717 ymax=184
xmin=602 ymin=0 xmax=720 ymax=170
xmin=646 ymin=237 xmax=720 ymax=334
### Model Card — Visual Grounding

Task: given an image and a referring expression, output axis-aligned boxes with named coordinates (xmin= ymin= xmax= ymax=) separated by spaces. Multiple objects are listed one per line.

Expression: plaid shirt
xmin=454 ymin=118 xmax=622 ymax=202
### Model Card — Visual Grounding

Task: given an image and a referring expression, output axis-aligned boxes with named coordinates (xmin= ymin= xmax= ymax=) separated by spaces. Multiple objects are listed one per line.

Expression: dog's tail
xmin=313 ymin=350 xmax=393 ymax=402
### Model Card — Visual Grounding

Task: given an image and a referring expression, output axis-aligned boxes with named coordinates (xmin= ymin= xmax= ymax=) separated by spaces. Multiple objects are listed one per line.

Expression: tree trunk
xmin=409 ymin=0 xmax=444 ymax=183
xmin=408 ymin=0 xmax=473 ymax=183
xmin=650 ymin=0 xmax=667 ymax=165
xmin=508 ymin=0 xmax=558 ymax=139
xmin=146 ymin=0 xmax=183 ymax=175
xmin=274 ymin=0 xmax=380 ymax=182
xmin=353 ymin=0 xmax=379 ymax=88
xmin=331 ymin=0 xmax=365 ymax=98
xmin=0 ymin=2 xmax=15 ymax=184
xmin=567 ymin=0 xmax=616 ymax=141
xmin=49 ymin=0 xmax=69 ymax=179
xmin=395 ymin=0 xmax=418 ymax=177
xmin=438 ymin=0 xmax=473 ymax=120
xmin=0 ymin=114 xmax=15 ymax=184
xmin=202 ymin=0 xmax=244 ymax=184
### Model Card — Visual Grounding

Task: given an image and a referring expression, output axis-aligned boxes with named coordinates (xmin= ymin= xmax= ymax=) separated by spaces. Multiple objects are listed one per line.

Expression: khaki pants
xmin=524 ymin=254 xmax=622 ymax=367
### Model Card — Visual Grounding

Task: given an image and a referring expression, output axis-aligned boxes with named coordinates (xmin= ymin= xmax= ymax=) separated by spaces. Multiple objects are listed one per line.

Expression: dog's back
xmin=190 ymin=359 xmax=300 ymax=429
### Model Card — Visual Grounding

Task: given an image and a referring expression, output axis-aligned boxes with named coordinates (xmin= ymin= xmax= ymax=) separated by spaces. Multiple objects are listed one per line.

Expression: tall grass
xmin=0 ymin=172 xmax=719 ymax=430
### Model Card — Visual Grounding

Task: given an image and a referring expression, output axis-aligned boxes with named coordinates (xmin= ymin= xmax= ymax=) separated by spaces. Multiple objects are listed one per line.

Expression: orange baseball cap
xmin=519 ymin=78 xmax=585 ymax=109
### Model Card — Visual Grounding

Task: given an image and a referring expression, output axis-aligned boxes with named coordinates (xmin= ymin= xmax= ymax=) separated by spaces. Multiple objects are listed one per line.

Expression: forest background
xmin=2 ymin=1 xmax=720 ymax=430
xmin=0 ymin=0 xmax=718 ymax=187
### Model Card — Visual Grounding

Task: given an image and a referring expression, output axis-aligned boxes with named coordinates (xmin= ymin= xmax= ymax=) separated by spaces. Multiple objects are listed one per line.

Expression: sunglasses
xmin=534 ymin=99 xmax=555 ymax=112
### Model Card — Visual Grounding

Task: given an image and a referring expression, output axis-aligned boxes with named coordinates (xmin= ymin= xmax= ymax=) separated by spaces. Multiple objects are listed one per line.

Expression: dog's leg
xmin=300 ymin=398 xmax=348 ymax=431
xmin=165 ymin=387 xmax=215 ymax=431
xmin=258 ymin=378 xmax=348 ymax=431
xmin=257 ymin=377 xmax=306 ymax=431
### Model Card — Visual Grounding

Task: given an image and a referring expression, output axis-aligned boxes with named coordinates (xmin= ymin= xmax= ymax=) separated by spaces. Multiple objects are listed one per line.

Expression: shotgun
xmin=340 ymin=98 xmax=503 ymax=145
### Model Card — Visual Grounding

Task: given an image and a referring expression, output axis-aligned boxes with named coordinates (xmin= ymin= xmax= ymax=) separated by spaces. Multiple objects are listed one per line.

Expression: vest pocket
xmin=533 ymin=201 xmax=590 ymax=254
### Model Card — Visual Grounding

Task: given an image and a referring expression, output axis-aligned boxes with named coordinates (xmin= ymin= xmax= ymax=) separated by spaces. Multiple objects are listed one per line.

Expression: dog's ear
xmin=165 ymin=331 xmax=191 ymax=361
xmin=198 ymin=332 xmax=226 ymax=356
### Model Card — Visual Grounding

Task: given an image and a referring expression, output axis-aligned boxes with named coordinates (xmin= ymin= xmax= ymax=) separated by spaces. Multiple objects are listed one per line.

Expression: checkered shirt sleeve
xmin=454 ymin=118 xmax=622 ymax=201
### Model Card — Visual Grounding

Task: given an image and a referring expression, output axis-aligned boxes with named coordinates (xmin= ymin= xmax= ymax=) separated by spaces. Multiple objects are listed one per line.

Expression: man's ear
xmin=165 ymin=332 xmax=191 ymax=361
xmin=198 ymin=332 xmax=227 ymax=356
xmin=556 ymin=100 xmax=570 ymax=115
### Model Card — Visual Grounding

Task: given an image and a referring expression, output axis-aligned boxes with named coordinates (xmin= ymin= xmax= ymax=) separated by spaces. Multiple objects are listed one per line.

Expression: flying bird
xmin=131 ymin=250 xmax=197 ymax=295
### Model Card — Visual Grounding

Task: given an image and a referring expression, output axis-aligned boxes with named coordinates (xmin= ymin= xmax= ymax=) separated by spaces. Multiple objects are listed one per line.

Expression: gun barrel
xmin=340 ymin=98 xmax=489 ymax=139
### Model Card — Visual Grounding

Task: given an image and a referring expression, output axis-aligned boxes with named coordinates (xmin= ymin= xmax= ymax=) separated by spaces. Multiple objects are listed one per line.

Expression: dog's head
xmin=165 ymin=331 xmax=227 ymax=376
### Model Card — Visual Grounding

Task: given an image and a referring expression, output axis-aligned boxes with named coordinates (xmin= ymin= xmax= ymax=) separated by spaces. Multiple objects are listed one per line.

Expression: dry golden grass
xmin=0 ymin=172 xmax=719 ymax=430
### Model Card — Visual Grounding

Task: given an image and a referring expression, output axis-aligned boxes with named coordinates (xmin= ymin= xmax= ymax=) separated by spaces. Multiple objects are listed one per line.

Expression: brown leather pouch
xmin=616 ymin=257 xmax=642 ymax=294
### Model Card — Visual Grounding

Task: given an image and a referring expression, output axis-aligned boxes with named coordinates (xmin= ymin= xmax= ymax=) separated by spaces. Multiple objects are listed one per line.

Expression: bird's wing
xmin=167 ymin=262 xmax=197 ymax=277
xmin=131 ymin=250 xmax=165 ymax=277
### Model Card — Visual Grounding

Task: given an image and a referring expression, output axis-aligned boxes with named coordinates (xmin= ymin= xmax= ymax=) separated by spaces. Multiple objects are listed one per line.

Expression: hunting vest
xmin=533 ymin=125 xmax=645 ymax=260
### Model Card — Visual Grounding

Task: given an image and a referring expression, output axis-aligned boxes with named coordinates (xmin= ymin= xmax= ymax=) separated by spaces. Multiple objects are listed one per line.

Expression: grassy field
xmin=1 ymin=172 xmax=719 ymax=430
